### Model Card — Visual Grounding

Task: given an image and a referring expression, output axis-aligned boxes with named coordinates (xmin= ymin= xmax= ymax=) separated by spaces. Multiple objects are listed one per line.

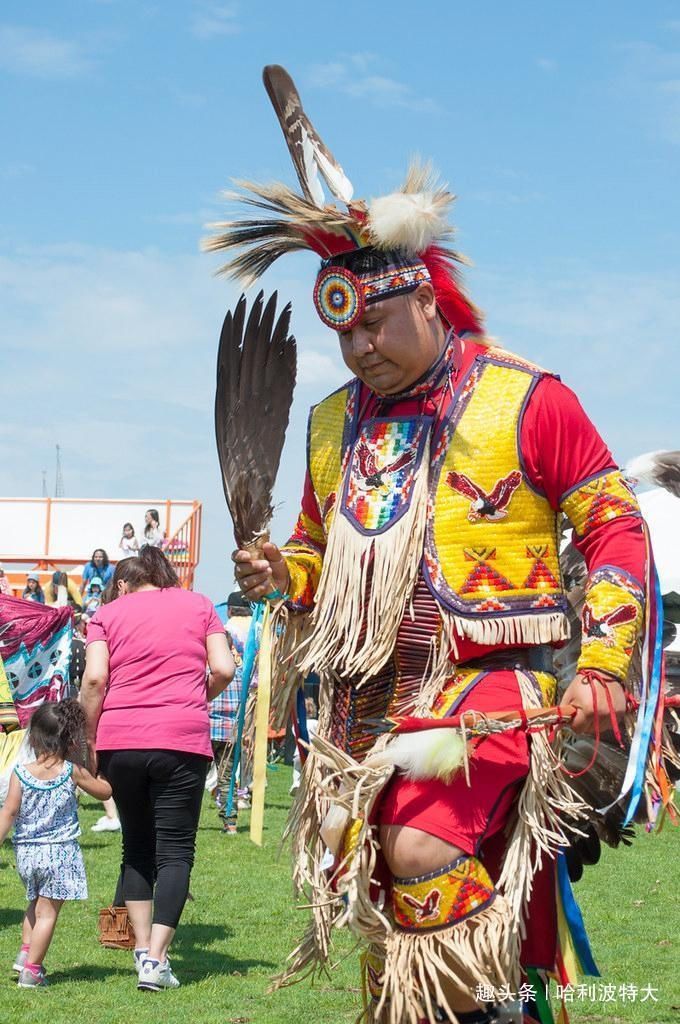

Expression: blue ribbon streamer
xmin=224 ymin=601 xmax=264 ymax=821
xmin=296 ymin=686 xmax=309 ymax=746
xmin=557 ymin=852 xmax=600 ymax=977
xmin=623 ymin=564 xmax=664 ymax=826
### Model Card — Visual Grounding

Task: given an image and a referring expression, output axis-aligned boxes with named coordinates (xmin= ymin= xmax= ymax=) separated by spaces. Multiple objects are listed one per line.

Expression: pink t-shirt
xmin=87 ymin=588 xmax=224 ymax=757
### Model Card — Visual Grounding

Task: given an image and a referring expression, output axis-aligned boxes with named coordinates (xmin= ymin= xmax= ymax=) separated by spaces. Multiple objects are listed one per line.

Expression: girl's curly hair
xmin=28 ymin=700 xmax=87 ymax=763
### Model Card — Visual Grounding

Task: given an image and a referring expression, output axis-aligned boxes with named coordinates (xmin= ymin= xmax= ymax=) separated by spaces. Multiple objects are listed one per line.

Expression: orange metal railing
xmin=1 ymin=497 xmax=203 ymax=593
xmin=162 ymin=501 xmax=203 ymax=590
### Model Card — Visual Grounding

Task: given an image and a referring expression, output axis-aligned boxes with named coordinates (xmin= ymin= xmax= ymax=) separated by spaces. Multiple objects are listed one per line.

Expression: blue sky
xmin=1 ymin=2 xmax=679 ymax=601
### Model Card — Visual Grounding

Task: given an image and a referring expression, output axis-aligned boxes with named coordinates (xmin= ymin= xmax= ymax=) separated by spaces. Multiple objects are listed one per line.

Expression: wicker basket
xmin=97 ymin=905 xmax=136 ymax=949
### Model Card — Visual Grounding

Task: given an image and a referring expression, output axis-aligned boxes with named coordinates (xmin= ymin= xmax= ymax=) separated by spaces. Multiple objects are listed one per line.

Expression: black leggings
xmin=99 ymin=749 xmax=208 ymax=929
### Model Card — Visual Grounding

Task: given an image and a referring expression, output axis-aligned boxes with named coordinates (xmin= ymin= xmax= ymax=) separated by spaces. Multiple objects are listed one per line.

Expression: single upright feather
xmin=263 ymin=64 xmax=354 ymax=207
xmin=215 ymin=291 xmax=297 ymax=549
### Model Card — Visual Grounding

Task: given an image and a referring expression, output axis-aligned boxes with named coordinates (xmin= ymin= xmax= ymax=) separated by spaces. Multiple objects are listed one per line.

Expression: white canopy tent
xmin=638 ymin=487 xmax=680 ymax=654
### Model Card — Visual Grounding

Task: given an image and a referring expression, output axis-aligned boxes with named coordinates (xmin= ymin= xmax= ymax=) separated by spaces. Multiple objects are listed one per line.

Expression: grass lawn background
xmin=0 ymin=764 xmax=678 ymax=1024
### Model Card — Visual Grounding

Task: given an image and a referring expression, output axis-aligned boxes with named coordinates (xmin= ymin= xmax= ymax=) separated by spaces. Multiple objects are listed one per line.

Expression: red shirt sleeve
xmin=520 ymin=376 xmax=645 ymax=587
xmin=300 ymin=470 xmax=323 ymax=529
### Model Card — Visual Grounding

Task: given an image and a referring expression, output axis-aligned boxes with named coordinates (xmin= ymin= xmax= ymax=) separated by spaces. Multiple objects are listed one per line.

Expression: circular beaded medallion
xmin=313 ymin=266 xmax=365 ymax=331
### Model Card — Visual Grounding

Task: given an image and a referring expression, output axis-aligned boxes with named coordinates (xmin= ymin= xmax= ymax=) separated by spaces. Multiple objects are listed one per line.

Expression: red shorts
xmin=378 ymin=671 xmax=530 ymax=854
xmin=377 ymin=669 xmax=557 ymax=968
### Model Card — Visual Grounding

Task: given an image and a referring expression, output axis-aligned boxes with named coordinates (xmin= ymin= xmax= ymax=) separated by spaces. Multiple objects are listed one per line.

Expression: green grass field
xmin=0 ymin=765 xmax=678 ymax=1024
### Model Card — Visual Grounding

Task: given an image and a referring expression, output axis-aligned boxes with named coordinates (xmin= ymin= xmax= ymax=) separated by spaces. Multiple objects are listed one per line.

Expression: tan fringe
xmin=447 ymin=610 xmax=570 ymax=647
xmin=497 ymin=670 xmax=588 ymax=961
xmin=274 ymin=728 xmax=394 ymax=989
xmin=295 ymin=440 xmax=431 ymax=682
xmin=378 ymin=897 xmax=514 ymax=1024
xmin=268 ymin=603 xmax=313 ymax=729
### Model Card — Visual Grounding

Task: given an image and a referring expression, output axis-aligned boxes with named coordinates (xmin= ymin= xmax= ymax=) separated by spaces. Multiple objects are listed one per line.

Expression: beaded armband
xmin=280 ymin=511 xmax=326 ymax=611
xmin=561 ymin=469 xmax=641 ymax=540
xmin=577 ymin=567 xmax=644 ymax=682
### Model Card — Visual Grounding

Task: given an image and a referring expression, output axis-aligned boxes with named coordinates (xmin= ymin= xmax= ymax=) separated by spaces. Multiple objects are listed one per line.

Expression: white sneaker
xmin=13 ymin=948 xmax=28 ymax=973
xmin=133 ymin=948 xmax=149 ymax=975
xmin=137 ymin=957 xmax=180 ymax=991
xmin=91 ymin=815 xmax=121 ymax=832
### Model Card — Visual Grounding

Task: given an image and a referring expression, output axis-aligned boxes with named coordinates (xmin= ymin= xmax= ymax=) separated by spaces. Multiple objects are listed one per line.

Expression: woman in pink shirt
xmin=80 ymin=547 xmax=233 ymax=992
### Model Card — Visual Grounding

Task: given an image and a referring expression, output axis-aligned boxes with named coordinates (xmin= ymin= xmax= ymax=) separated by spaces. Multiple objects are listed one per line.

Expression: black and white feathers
xmin=625 ymin=450 xmax=680 ymax=498
xmin=214 ymin=291 xmax=296 ymax=549
xmin=263 ymin=64 xmax=353 ymax=208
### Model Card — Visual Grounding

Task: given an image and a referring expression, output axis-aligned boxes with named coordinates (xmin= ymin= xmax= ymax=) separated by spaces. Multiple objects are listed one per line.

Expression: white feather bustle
xmin=624 ymin=451 xmax=665 ymax=485
xmin=366 ymin=729 xmax=466 ymax=783
xmin=368 ymin=191 xmax=453 ymax=255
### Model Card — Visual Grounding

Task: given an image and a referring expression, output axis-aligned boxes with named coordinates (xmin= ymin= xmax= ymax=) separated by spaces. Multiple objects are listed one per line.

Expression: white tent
xmin=637 ymin=488 xmax=680 ymax=598
xmin=638 ymin=487 xmax=680 ymax=654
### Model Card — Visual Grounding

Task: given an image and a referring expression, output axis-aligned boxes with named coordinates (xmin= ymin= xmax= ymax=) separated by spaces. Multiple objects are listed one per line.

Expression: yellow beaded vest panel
xmin=306 ymin=351 xmax=570 ymax=642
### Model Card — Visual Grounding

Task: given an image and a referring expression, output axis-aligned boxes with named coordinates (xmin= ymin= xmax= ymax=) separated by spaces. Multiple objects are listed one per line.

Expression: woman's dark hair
xmin=107 ymin=546 xmax=179 ymax=599
xmin=144 ymin=508 xmax=160 ymax=538
xmin=49 ymin=571 xmax=68 ymax=598
xmin=90 ymin=548 xmax=109 ymax=569
xmin=28 ymin=700 xmax=86 ymax=762
xmin=23 ymin=581 xmax=44 ymax=600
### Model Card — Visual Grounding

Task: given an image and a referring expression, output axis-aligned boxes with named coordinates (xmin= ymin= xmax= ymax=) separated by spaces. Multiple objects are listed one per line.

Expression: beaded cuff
xmin=281 ymin=511 xmax=326 ymax=611
xmin=561 ymin=470 xmax=641 ymax=540
xmin=577 ymin=567 xmax=644 ymax=681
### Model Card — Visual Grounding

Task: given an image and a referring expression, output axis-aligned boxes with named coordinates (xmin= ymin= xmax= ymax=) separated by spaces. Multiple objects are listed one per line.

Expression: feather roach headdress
xmin=203 ymin=65 xmax=482 ymax=336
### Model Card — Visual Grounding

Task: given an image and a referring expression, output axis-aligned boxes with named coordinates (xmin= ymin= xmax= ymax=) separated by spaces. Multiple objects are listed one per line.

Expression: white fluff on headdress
xmin=367 ymin=162 xmax=454 ymax=255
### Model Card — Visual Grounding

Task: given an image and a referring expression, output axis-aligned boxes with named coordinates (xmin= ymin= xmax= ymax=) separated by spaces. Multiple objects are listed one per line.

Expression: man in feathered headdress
xmin=206 ymin=67 xmax=665 ymax=1024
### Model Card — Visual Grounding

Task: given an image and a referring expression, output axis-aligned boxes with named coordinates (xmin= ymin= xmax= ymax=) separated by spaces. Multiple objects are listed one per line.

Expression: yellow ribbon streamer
xmin=249 ymin=602 xmax=272 ymax=846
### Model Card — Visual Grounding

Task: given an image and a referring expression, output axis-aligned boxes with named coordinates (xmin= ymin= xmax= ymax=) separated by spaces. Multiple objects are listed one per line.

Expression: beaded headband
xmin=314 ymin=259 xmax=432 ymax=332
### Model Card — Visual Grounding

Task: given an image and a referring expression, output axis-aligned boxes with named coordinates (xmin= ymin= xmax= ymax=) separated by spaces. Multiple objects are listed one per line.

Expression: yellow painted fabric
xmin=561 ymin=470 xmax=641 ymax=539
xmin=578 ymin=570 xmax=644 ymax=680
xmin=428 ymin=356 xmax=562 ymax=611
xmin=250 ymin=603 xmax=272 ymax=846
xmin=392 ymin=856 xmax=495 ymax=932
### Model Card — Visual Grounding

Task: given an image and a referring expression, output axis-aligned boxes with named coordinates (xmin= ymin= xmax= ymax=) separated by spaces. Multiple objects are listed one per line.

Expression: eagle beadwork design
xmin=446 ymin=470 xmax=523 ymax=522
xmin=401 ymin=888 xmax=442 ymax=923
xmin=582 ymin=603 xmax=638 ymax=647
xmin=355 ymin=440 xmax=416 ymax=489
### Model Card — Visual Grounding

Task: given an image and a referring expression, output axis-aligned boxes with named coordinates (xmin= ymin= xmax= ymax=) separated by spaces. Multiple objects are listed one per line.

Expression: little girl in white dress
xmin=0 ymin=700 xmax=111 ymax=987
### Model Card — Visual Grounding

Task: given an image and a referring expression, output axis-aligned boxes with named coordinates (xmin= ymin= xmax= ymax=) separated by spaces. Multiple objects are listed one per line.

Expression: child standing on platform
xmin=0 ymin=700 xmax=111 ymax=987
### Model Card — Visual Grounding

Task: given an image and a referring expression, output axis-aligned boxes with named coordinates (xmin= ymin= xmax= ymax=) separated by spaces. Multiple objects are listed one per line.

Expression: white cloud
xmin=1 ymin=160 xmax=35 ymax=178
xmin=537 ymin=57 xmax=557 ymax=72
xmin=0 ymin=24 xmax=93 ymax=78
xmin=297 ymin=349 xmax=347 ymax=389
xmin=308 ymin=54 xmax=440 ymax=113
xmin=475 ymin=265 xmax=680 ymax=460
xmin=191 ymin=2 xmax=239 ymax=39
